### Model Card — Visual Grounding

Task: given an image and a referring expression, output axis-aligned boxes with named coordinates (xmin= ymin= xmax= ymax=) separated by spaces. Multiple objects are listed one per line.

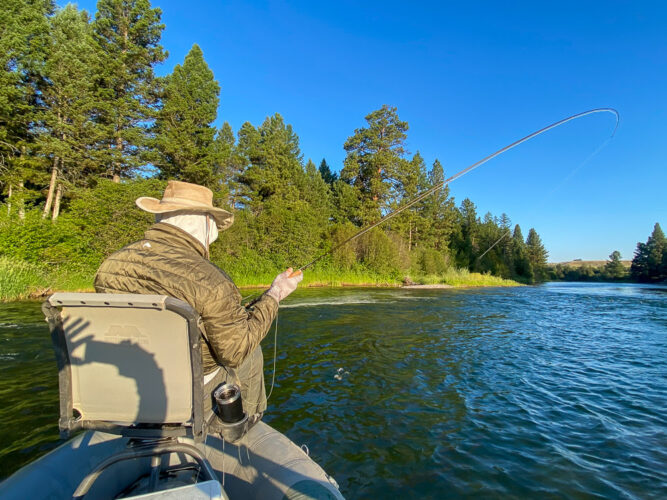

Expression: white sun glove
xmin=267 ymin=268 xmax=303 ymax=303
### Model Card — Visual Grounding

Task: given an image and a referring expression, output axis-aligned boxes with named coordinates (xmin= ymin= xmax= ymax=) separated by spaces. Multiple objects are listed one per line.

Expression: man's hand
xmin=267 ymin=268 xmax=303 ymax=303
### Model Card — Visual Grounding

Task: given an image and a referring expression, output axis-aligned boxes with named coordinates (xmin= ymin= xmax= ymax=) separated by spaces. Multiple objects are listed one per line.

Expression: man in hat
xmin=94 ymin=180 xmax=303 ymax=425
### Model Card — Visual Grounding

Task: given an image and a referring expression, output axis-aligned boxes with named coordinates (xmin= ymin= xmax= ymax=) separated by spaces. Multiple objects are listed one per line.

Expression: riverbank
xmin=0 ymin=256 xmax=521 ymax=302
xmin=210 ymin=266 xmax=521 ymax=290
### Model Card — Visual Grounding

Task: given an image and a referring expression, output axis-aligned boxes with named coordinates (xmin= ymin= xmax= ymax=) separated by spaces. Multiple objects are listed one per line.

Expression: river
xmin=0 ymin=283 xmax=665 ymax=498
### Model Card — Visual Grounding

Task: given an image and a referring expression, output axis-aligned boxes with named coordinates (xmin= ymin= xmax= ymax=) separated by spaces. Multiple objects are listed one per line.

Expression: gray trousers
xmin=204 ymin=345 xmax=267 ymax=426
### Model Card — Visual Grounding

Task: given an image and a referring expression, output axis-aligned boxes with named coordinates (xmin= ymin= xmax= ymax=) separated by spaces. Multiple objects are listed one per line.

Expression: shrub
xmin=329 ymin=222 xmax=358 ymax=270
xmin=358 ymin=228 xmax=400 ymax=277
xmin=60 ymin=178 xmax=165 ymax=263
xmin=413 ymin=247 xmax=449 ymax=275
xmin=0 ymin=179 xmax=165 ymax=271
xmin=215 ymin=248 xmax=280 ymax=286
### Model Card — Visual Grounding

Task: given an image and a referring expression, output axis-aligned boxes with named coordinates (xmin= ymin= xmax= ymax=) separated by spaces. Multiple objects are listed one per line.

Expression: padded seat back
xmin=44 ymin=293 xmax=205 ymax=440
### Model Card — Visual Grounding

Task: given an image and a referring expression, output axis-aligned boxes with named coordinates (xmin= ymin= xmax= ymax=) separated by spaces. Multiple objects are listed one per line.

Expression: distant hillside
xmin=550 ymin=260 xmax=632 ymax=268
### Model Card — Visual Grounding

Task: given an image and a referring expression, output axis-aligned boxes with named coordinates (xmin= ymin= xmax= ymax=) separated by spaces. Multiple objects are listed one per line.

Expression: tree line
xmin=1 ymin=0 xmax=550 ymax=284
xmin=547 ymin=252 xmax=628 ymax=282
xmin=548 ymin=223 xmax=666 ymax=283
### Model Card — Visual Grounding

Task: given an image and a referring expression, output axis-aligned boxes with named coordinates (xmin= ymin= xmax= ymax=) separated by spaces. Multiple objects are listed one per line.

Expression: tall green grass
xmin=415 ymin=268 xmax=520 ymax=287
xmin=0 ymin=257 xmax=48 ymax=301
xmin=233 ymin=266 xmax=520 ymax=288
xmin=0 ymin=258 xmax=95 ymax=302
xmin=301 ymin=267 xmax=398 ymax=287
xmin=48 ymin=267 xmax=95 ymax=293
xmin=231 ymin=266 xmax=400 ymax=288
xmin=0 ymin=257 xmax=519 ymax=302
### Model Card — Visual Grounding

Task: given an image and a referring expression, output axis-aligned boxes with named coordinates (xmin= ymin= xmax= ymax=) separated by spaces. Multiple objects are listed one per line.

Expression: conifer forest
xmin=1 ymin=0 xmax=662 ymax=299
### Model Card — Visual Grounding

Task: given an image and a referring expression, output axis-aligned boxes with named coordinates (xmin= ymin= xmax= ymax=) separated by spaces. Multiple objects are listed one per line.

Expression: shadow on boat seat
xmin=41 ymin=292 xmax=225 ymax=499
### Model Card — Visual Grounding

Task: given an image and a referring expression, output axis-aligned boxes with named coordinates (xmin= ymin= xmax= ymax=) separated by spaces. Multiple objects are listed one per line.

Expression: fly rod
xmin=477 ymin=229 xmax=511 ymax=263
xmin=290 ymin=107 xmax=619 ymax=277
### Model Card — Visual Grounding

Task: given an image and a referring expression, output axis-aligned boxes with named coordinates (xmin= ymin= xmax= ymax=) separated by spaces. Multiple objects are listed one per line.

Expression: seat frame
xmin=43 ymin=293 xmax=207 ymax=442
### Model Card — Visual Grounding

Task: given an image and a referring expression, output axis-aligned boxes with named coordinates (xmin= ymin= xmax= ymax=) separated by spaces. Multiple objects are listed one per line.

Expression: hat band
xmin=160 ymin=196 xmax=211 ymax=209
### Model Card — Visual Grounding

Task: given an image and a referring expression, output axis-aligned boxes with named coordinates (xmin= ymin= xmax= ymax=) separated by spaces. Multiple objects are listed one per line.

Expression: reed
xmin=0 ymin=257 xmax=47 ymax=301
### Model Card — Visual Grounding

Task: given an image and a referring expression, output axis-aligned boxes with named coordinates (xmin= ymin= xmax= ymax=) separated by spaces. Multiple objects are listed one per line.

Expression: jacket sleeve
xmin=199 ymin=282 xmax=279 ymax=368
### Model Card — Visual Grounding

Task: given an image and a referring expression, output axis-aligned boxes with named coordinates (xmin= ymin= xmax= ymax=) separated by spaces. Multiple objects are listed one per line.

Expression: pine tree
xmin=237 ymin=114 xmax=304 ymax=205
xmin=499 ymin=213 xmax=513 ymax=277
xmin=0 ymin=0 xmax=53 ymax=216
xmin=304 ymin=158 xmax=332 ymax=219
xmin=92 ymin=0 xmax=166 ymax=181
xmin=632 ymin=223 xmax=666 ymax=282
xmin=631 ymin=242 xmax=649 ymax=282
xmin=453 ymin=198 xmax=478 ymax=269
xmin=526 ymin=228 xmax=548 ymax=281
xmin=213 ymin=122 xmax=245 ymax=209
xmin=477 ymin=212 xmax=505 ymax=274
xmin=422 ymin=159 xmax=456 ymax=252
xmin=234 ymin=115 xmax=329 ymax=267
xmin=340 ymin=105 xmax=409 ymax=224
xmin=153 ymin=44 xmax=220 ymax=188
xmin=604 ymin=250 xmax=626 ymax=280
xmin=646 ymin=223 xmax=666 ymax=281
xmin=331 ymin=179 xmax=361 ymax=225
xmin=39 ymin=5 xmax=99 ymax=219
xmin=318 ymin=158 xmax=337 ymax=185
xmin=393 ymin=151 xmax=428 ymax=251
xmin=512 ymin=224 xmax=533 ymax=281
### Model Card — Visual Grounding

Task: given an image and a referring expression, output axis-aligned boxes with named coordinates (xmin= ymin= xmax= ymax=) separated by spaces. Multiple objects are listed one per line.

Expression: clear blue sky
xmin=72 ymin=0 xmax=666 ymax=262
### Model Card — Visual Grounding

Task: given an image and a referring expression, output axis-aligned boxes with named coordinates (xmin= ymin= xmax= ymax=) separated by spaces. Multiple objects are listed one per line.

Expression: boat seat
xmin=43 ymin=292 xmax=208 ymax=441
xmin=43 ymin=293 xmax=229 ymax=498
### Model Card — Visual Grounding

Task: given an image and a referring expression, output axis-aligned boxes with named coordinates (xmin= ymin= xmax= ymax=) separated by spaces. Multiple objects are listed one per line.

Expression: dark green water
xmin=1 ymin=283 xmax=666 ymax=498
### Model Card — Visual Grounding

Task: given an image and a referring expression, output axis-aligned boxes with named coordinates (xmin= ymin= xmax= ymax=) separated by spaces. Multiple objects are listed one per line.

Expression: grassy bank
xmin=412 ymin=268 xmax=521 ymax=287
xmin=0 ymin=257 xmax=94 ymax=301
xmin=233 ymin=267 xmax=400 ymax=288
xmin=0 ymin=257 xmax=521 ymax=302
xmin=235 ymin=267 xmax=520 ymax=288
xmin=0 ymin=258 xmax=47 ymax=301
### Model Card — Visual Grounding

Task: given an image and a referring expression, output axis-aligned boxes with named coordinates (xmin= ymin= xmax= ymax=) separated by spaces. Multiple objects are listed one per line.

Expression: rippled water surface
xmin=1 ymin=283 xmax=666 ymax=498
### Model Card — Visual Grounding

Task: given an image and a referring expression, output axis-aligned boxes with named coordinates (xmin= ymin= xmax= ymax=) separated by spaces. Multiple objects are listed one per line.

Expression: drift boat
xmin=0 ymin=293 xmax=344 ymax=500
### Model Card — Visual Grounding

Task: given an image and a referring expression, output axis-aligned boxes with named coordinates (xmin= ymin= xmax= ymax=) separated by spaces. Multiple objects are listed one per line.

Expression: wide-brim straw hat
xmin=136 ymin=180 xmax=234 ymax=230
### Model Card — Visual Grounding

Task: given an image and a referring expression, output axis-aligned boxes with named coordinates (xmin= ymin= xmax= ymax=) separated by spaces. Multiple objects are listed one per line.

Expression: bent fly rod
xmin=290 ymin=107 xmax=619 ymax=277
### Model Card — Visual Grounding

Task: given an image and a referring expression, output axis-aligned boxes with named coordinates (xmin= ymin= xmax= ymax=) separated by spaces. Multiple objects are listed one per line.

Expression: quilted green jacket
xmin=94 ymin=222 xmax=278 ymax=375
